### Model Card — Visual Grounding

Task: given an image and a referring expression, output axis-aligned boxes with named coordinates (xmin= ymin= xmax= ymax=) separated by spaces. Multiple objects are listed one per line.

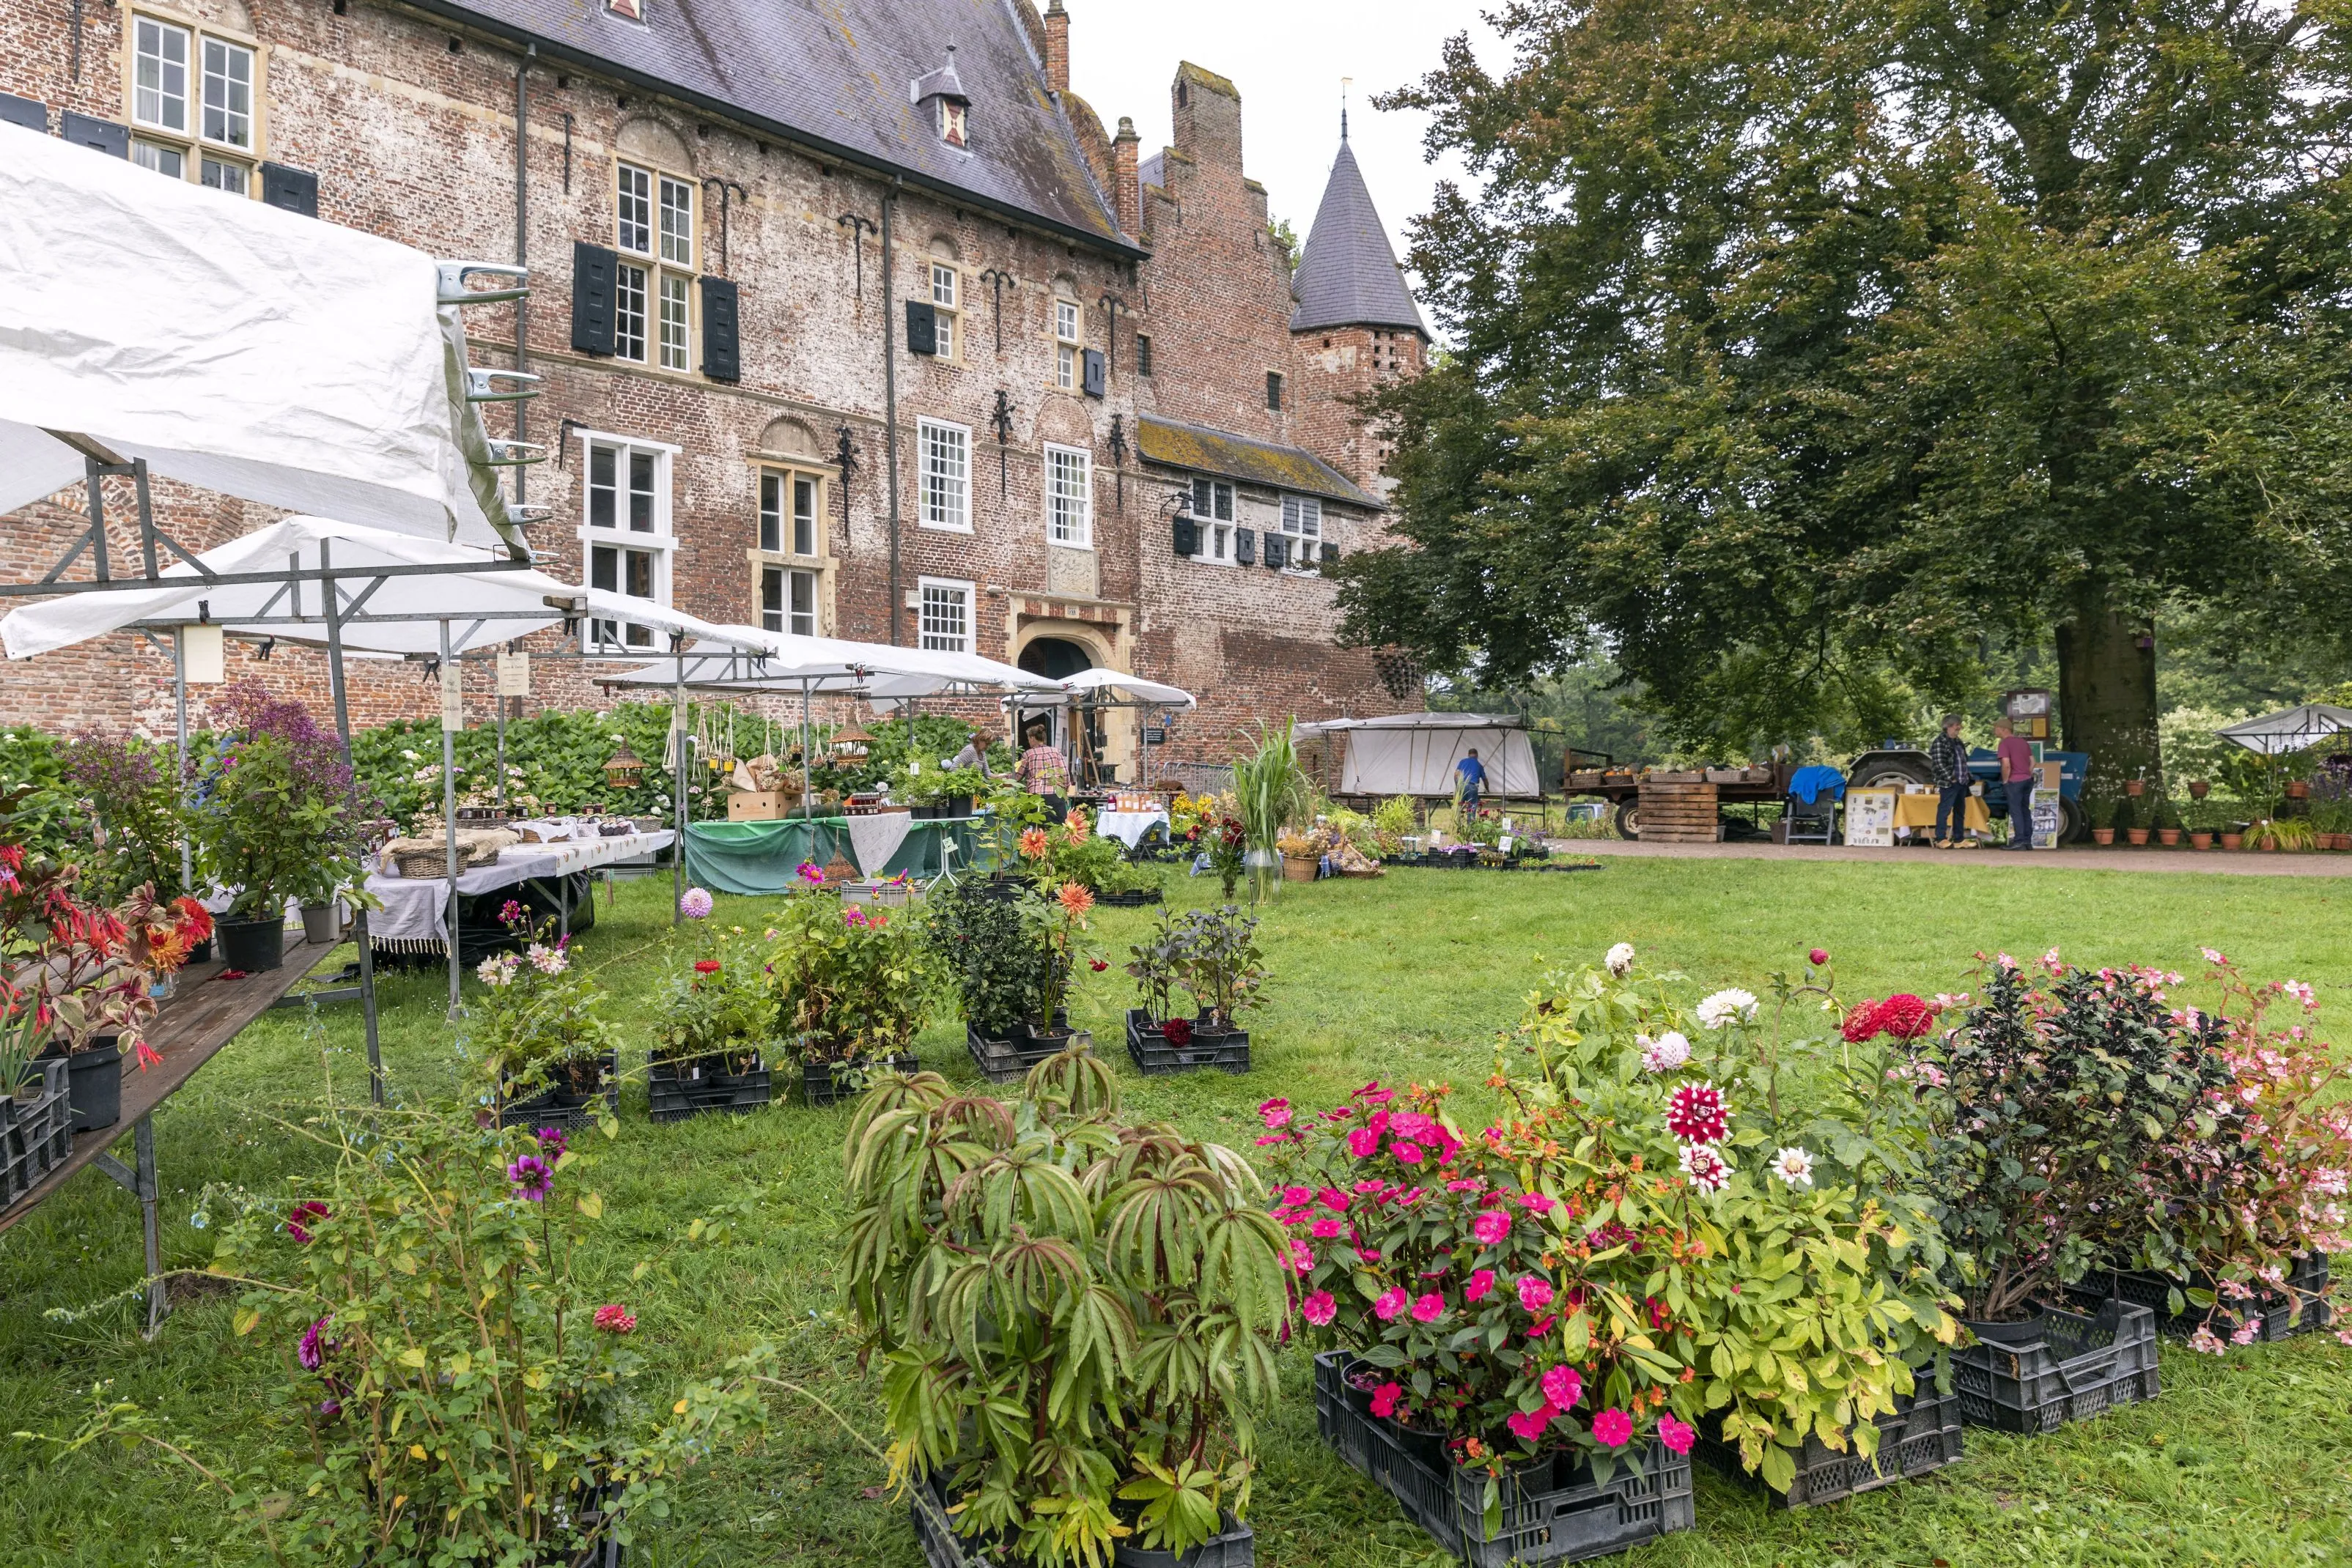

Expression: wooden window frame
xmin=615 ymin=159 xmax=698 ymax=373
xmin=124 ymin=8 xmax=265 ymax=196
xmin=751 ymin=462 xmax=834 ymax=636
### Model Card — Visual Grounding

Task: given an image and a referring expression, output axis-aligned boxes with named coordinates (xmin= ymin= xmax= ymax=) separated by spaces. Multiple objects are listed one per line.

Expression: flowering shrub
xmin=61 ymin=728 xmax=183 ymax=904
xmin=766 ymin=884 xmax=940 ymax=1066
xmin=1020 ymin=881 xmax=1099 ymax=1032
xmin=1902 ymin=953 xmax=2233 ymax=1321
xmin=2134 ymin=952 xmax=2350 ymax=1346
xmin=841 ymin=1051 xmax=1289 ymax=1566
xmin=188 ymin=681 xmax=367 ymax=917
xmin=0 ymin=852 xmax=211 ymax=1066
xmin=652 ymin=913 xmax=775 ymax=1072
xmin=462 ymin=908 xmax=621 ymax=1109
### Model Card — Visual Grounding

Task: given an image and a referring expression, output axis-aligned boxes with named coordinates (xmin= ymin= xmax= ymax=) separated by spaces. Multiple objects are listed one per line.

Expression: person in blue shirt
xmin=1456 ymin=748 xmax=1488 ymax=809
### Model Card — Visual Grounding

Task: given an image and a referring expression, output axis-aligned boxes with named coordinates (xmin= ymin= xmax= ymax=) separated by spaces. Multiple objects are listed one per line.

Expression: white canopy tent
xmin=1296 ymin=712 xmax=1544 ymax=799
xmin=1001 ymin=668 xmax=1198 ymax=794
xmin=2216 ymin=704 xmax=2352 ymax=758
xmin=1030 ymin=668 xmax=1197 ymax=709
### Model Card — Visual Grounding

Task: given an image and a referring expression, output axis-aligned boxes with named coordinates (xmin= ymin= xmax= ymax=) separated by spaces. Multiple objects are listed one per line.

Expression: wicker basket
xmin=394 ymin=848 xmax=454 ymax=878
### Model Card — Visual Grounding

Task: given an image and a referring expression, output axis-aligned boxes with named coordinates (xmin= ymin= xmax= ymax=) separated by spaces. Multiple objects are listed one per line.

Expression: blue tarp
xmin=1788 ymin=766 xmax=1848 ymax=805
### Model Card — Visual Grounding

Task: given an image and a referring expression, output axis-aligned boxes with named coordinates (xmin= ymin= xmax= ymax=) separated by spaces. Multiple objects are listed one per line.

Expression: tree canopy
xmin=1341 ymin=0 xmax=2352 ymax=782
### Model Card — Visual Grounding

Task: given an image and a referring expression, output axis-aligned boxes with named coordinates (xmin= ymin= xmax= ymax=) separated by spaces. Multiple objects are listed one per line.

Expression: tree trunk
xmin=2056 ymin=595 xmax=2161 ymax=799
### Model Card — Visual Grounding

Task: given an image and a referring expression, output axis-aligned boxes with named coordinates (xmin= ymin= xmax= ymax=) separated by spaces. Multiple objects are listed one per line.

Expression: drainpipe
xmin=513 ymin=47 xmax=534 ymax=508
xmin=882 ymin=180 xmax=902 ymax=645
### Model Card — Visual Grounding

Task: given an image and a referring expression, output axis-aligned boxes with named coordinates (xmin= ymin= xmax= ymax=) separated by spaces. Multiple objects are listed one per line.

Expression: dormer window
xmin=912 ymin=45 xmax=971 ymax=150
xmin=940 ymin=98 xmax=967 ymax=147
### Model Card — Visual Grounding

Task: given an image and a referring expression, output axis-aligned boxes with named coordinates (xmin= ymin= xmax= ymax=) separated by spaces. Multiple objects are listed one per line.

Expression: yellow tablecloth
xmin=1889 ymin=794 xmax=1990 ymax=833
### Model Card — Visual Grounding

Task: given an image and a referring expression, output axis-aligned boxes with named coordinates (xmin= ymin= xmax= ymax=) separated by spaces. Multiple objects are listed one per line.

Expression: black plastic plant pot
xmin=215 ymin=915 xmax=286 ymax=972
xmin=2065 ymin=1255 xmax=2334 ymax=1342
xmin=646 ymin=1049 xmax=774 ymax=1123
xmin=911 ymin=1473 xmax=1254 ymax=1568
xmin=46 ymin=1038 xmax=125 ymax=1133
xmin=798 ymin=1052 xmax=918 ymax=1109
xmin=1124 ymin=1009 xmax=1250 ymax=1076
xmin=498 ymin=1049 xmax=621 ymax=1132
xmin=1954 ymin=1300 xmax=2160 ymax=1435
xmin=1690 ymin=1386 xmax=1964 ymax=1507
xmin=1310 ymin=1352 xmax=1693 ymax=1567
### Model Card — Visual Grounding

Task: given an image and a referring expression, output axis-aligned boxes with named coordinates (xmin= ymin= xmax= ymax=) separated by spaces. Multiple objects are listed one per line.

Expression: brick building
xmin=0 ymin=0 xmax=1428 ymax=767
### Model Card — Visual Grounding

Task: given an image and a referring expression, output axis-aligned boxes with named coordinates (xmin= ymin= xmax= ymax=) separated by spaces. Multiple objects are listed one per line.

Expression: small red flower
xmin=285 ymin=1201 xmax=330 ymax=1244
xmin=1162 ymin=1017 xmax=1193 ymax=1047
xmin=693 ymin=959 xmax=722 ymax=975
xmin=1088 ymin=958 xmax=1109 ymax=972
xmin=1840 ymin=1000 xmax=1884 ymax=1043
xmin=1876 ymin=994 xmax=1936 ymax=1039
xmin=593 ymin=1304 xmax=637 ymax=1334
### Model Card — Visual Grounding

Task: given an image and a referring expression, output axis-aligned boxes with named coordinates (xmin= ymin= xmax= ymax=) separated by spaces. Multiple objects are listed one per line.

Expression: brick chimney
xmin=1111 ymin=116 xmax=1140 ymax=236
xmin=1044 ymin=0 xmax=1069 ymax=95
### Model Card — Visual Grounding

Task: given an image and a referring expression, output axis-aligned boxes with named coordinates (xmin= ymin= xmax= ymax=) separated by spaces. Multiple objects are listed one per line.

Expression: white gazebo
xmin=2216 ymin=704 xmax=2352 ymax=757
xmin=1294 ymin=712 xmax=1544 ymax=800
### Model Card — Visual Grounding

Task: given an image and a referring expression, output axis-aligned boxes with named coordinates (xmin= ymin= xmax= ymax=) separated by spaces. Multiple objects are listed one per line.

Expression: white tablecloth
xmin=844 ymin=811 xmax=915 ymax=876
xmin=364 ymin=830 xmax=674 ymax=948
xmin=1096 ymin=810 xmax=1169 ymax=848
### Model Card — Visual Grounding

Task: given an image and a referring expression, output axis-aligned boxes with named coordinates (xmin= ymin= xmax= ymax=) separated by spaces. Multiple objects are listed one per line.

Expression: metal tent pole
xmin=320 ymin=541 xmax=385 ymax=1104
xmin=671 ymin=651 xmax=687 ymax=924
xmin=801 ymin=677 xmax=813 ymax=822
xmin=172 ymin=630 xmax=192 ymax=894
xmin=440 ymin=620 xmax=462 ymax=1018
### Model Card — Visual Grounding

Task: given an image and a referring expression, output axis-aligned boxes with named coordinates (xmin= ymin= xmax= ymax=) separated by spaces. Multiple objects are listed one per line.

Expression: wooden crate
xmin=1637 ymin=780 xmax=1719 ymax=843
xmin=727 ymin=789 xmax=797 ymax=821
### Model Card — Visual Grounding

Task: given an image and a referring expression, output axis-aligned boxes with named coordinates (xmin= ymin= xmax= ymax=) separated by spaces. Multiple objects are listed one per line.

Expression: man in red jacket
xmin=1995 ymin=718 xmax=2038 ymax=851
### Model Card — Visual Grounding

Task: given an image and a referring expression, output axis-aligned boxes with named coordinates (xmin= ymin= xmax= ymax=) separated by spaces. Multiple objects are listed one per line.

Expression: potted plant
xmin=40 ymin=1096 xmax=774 ymax=1564
xmin=1174 ymin=903 xmax=1265 ymax=1039
xmin=2152 ymin=796 xmax=2183 ymax=847
xmin=62 ymin=729 xmax=185 ymax=906
xmin=648 ymin=896 xmax=776 ymax=1120
xmin=1124 ymin=904 xmax=1264 ymax=1074
xmin=1275 ymin=828 xmax=1322 ymax=881
xmin=2188 ymin=777 xmax=2212 ymax=799
xmin=2109 ymin=791 xmax=2139 ymax=844
xmin=1017 ymin=880 xmax=1099 ymax=1054
xmin=766 ymin=879 xmax=937 ymax=1105
xmin=841 ymin=1052 xmax=1284 ymax=1568
xmin=1231 ymin=720 xmax=1308 ymax=902
xmin=464 ymin=904 xmax=622 ymax=1131
xmin=2088 ymin=796 xmax=2117 ymax=846
xmin=927 ymin=876 xmax=1072 ymax=1082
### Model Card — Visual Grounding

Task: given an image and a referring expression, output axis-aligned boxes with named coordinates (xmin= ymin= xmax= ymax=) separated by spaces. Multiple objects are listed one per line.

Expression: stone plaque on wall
xmin=1046 ymin=546 xmax=1098 ymax=600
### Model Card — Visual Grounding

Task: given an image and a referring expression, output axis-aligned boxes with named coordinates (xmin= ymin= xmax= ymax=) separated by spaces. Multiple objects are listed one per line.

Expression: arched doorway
xmin=1016 ymin=637 xmax=1105 ymax=776
xmin=1017 ymin=637 xmax=1095 ymax=680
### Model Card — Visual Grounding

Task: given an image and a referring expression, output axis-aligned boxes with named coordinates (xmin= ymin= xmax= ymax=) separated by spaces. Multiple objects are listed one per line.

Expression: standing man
xmin=1995 ymin=717 xmax=2037 ymax=851
xmin=1456 ymin=747 xmax=1489 ymax=811
xmin=1928 ymin=714 xmax=1975 ymax=849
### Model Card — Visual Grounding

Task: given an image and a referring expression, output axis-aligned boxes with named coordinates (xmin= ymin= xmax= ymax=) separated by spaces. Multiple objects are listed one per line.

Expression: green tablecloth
xmin=683 ymin=816 xmax=987 ymax=895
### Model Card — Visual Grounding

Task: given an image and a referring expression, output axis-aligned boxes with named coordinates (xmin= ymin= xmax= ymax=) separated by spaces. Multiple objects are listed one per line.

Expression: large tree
xmin=1343 ymin=0 xmax=2352 ymax=781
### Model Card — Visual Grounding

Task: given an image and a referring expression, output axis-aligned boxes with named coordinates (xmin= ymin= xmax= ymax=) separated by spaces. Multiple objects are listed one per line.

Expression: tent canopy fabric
xmin=597 ymin=631 xmax=1061 ymax=694
xmin=0 ymin=125 xmax=528 ymax=552
xmin=1299 ymin=714 xmax=1541 ymax=797
xmin=0 ymin=517 xmax=755 ymax=659
xmin=1296 ymin=711 xmax=1516 ymax=733
xmin=1034 ymin=669 xmax=1196 ymax=709
xmin=2216 ymin=704 xmax=2352 ymax=757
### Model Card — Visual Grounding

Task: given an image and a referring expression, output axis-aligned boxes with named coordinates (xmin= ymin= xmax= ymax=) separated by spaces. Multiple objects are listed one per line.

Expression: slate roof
xmin=1290 ymin=138 xmax=1425 ymax=335
xmin=1136 ymin=415 xmax=1382 ymax=510
xmin=408 ymin=0 xmax=1136 ymax=255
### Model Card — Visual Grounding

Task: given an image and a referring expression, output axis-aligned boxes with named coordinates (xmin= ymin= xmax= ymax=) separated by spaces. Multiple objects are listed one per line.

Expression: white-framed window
xmin=616 ymin=162 xmax=695 ymax=369
xmin=1280 ymin=495 xmax=1322 ymax=569
xmin=1054 ymin=295 xmax=1081 ymax=390
xmin=1045 ymin=444 xmax=1091 ymax=547
xmin=931 ymin=262 xmax=959 ymax=360
xmin=759 ymin=469 xmax=823 ymax=558
xmin=1192 ymin=477 xmax=1235 ymax=564
xmin=918 ymin=577 xmax=973 ymax=653
xmin=762 ymin=566 xmax=819 ymax=637
xmin=919 ymin=419 xmax=971 ymax=532
xmin=575 ymin=431 xmax=678 ymax=649
xmin=128 ymin=15 xmax=259 ymax=194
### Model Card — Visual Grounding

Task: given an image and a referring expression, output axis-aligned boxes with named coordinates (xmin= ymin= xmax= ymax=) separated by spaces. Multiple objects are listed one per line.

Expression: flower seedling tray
xmin=800 ymin=1052 xmax=919 ymax=1109
xmin=912 ymin=1474 xmax=1253 ymax=1568
xmin=1953 ymin=1300 xmax=2159 ymax=1434
xmin=1093 ymin=887 xmax=1165 ymax=908
xmin=2065 ymin=1254 xmax=2332 ymax=1342
xmin=1125 ymin=1009 xmax=1250 ymax=1077
xmin=644 ymin=1051 xmax=773 ymax=1123
xmin=1690 ymin=1386 xmax=1963 ymax=1508
xmin=965 ymin=1025 xmax=1089 ymax=1084
xmin=0 ymin=1061 xmax=74 ymax=1214
xmin=498 ymin=1049 xmax=620 ymax=1133
xmin=1310 ymin=1353 xmax=1692 ymax=1566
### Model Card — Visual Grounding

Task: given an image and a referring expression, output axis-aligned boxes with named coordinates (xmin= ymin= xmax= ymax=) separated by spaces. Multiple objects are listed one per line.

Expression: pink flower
xmin=1472 ymin=1208 xmax=1512 ymax=1246
xmin=1466 ymin=1269 xmax=1497 ymax=1303
xmin=1517 ymin=1276 xmax=1555 ymax=1313
xmin=1259 ymin=1098 xmax=1294 ymax=1130
xmin=1312 ymin=1217 xmax=1343 ymax=1239
xmin=1411 ymin=1293 xmax=1445 ymax=1323
xmin=1541 ymin=1364 xmax=1582 ymax=1410
xmin=1519 ymin=1192 xmax=1556 ymax=1213
xmin=1289 ymin=1241 xmax=1314 ymax=1275
xmin=1347 ymin=1126 xmax=1381 ymax=1159
xmin=1664 ymin=1081 xmax=1730 ymax=1144
xmin=1281 ymin=1186 xmax=1312 ymax=1206
xmin=1590 ymin=1408 xmax=1633 ymax=1447
xmin=1809 ymin=947 xmax=1829 ymax=967
xmin=1392 ymin=1139 xmax=1426 ymax=1165
xmin=1374 ymin=1288 xmax=1409 ymax=1321
xmin=1657 ymin=1413 xmax=1695 ymax=1454
xmin=1389 ymin=1111 xmax=1437 ymax=1142
xmin=593 ymin=1304 xmax=637 ymax=1334
xmin=1302 ymin=1291 xmax=1337 ymax=1326
xmin=1505 ymin=1405 xmax=1555 ymax=1442
xmin=1317 ymin=1186 xmax=1352 ymax=1212
xmin=1371 ymin=1381 xmax=1402 ymax=1419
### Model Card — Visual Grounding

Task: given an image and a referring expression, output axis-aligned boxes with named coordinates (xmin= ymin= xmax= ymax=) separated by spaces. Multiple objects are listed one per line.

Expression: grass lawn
xmin=4 ymin=857 xmax=2351 ymax=1567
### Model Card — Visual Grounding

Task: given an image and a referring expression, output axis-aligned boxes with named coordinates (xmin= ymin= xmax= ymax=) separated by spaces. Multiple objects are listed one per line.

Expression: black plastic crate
xmin=498 ymin=1049 xmax=620 ymax=1133
xmin=644 ymin=1051 xmax=773 ymax=1123
xmin=1125 ymin=1010 xmax=1251 ymax=1076
xmin=0 ymin=1060 xmax=73 ymax=1213
xmin=912 ymin=1474 xmax=1252 ymax=1568
xmin=2065 ymin=1254 xmax=2332 ymax=1342
xmin=1310 ymin=1353 xmax=1692 ymax=1566
xmin=799 ymin=1052 xmax=918 ymax=1109
xmin=1954 ymin=1300 xmax=2160 ymax=1435
xmin=1094 ymin=887 xmax=1165 ymax=908
xmin=965 ymin=1025 xmax=1088 ymax=1084
xmin=1690 ymin=1386 xmax=1962 ymax=1508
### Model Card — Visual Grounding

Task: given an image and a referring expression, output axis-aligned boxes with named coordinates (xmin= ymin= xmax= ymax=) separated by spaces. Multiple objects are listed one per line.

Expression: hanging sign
xmin=182 ymin=624 xmax=225 ymax=684
xmin=440 ymin=667 xmax=463 ymax=731
xmin=496 ymin=651 xmax=531 ymax=696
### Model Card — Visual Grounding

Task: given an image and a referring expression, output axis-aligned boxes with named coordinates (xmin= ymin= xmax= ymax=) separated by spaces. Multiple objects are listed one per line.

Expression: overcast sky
xmin=1058 ymin=1 xmax=1506 ymax=305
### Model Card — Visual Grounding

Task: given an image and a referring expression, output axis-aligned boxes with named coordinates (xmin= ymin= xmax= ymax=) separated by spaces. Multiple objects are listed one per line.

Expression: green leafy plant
xmin=2088 ymin=796 xmax=2117 ymax=832
xmin=767 ymin=886 xmax=939 ymax=1067
xmin=926 ymin=878 xmax=1046 ymax=1038
xmin=1171 ymin=905 xmax=1266 ymax=1029
xmin=1124 ymin=907 xmax=1186 ymax=1023
xmin=841 ymin=1051 xmax=1289 ymax=1566
xmin=62 ymin=728 xmax=185 ymax=903
xmin=1371 ymin=794 xmax=1419 ymax=851
xmin=652 ymin=914 xmax=775 ymax=1071
xmin=1230 ymin=721 xmax=1308 ymax=899
xmin=462 ymin=907 xmax=623 ymax=1108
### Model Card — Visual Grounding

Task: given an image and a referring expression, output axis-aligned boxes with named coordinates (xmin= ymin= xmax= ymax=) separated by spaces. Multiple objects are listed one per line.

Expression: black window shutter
xmin=0 ymin=93 xmax=46 ymax=133
xmin=571 ymin=241 xmax=617 ymax=356
xmin=59 ymin=111 xmax=128 ymax=158
xmin=904 ymin=300 xmax=937 ymax=355
xmin=700 ymin=276 xmax=740 ymax=381
xmin=259 ymin=162 xmax=318 ymax=217
xmin=1234 ymin=527 xmax=1256 ymax=566
xmin=1172 ymin=516 xmax=1198 ymax=557
xmin=1265 ymin=534 xmax=1289 ymax=570
xmin=1082 ymin=348 xmax=1105 ymax=398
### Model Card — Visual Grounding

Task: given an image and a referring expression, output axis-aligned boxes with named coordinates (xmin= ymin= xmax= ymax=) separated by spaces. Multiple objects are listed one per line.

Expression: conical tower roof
xmin=1290 ymin=136 xmax=1426 ymax=336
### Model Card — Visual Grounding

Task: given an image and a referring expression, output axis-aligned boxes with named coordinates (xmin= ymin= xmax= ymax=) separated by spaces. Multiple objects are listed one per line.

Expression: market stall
xmin=1296 ymin=712 xmax=1544 ymax=801
xmin=1003 ymin=669 xmax=1197 ymax=800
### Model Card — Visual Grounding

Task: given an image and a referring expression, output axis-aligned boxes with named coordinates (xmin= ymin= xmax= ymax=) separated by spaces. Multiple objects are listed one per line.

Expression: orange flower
xmin=1017 ymin=827 xmax=1050 ymax=859
xmin=1057 ymin=881 xmax=1094 ymax=917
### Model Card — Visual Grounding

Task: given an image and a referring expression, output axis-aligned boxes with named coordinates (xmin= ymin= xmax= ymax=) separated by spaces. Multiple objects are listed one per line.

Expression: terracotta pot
xmin=2126 ymin=828 xmax=2151 ymax=846
xmin=2124 ymin=780 xmax=2146 ymax=796
xmin=2220 ymin=832 xmax=2243 ymax=850
xmin=2285 ymin=780 xmax=2311 ymax=800
xmin=2092 ymin=828 xmax=2115 ymax=846
xmin=2188 ymin=779 xmax=2211 ymax=799
xmin=2157 ymin=828 xmax=2181 ymax=846
xmin=2189 ymin=832 xmax=2213 ymax=850
xmin=2260 ymin=840 xmax=2280 ymax=852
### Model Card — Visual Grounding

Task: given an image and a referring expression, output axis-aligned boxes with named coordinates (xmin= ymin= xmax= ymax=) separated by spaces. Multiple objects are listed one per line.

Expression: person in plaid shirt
xmin=1929 ymin=714 xmax=1975 ymax=849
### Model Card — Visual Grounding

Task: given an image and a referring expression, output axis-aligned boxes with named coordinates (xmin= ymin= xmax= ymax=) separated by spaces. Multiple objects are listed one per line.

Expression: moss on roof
xmin=1137 ymin=416 xmax=1382 ymax=509
xmin=1178 ymin=62 xmax=1241 ymax=100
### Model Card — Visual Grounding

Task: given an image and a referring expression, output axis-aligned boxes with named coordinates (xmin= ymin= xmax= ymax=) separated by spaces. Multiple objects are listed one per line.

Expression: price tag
xmin=439 ymin=670 xmax=463 ymax=730
xmin=495 ymin=651 xmax=531 ymax=696
xmin=1500 ymin=834 xmax=1515 ymax=854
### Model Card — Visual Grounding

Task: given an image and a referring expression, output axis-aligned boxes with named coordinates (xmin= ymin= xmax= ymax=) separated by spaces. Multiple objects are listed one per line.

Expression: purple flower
xmin=298 ymin=1316 xmax=331 ymax=1371
xmin=317 ymin=1398 xmax=342 ymax=1418
xmin=533 ymin=1127 xmax=568 ymax=1158
xmin=507 ymin=1153 xmax=555 ymax=1202
xmin=499 ymin=899 xmax=527 ymax=926
xmin=679 ymin=887 xmax=714 ymax=920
